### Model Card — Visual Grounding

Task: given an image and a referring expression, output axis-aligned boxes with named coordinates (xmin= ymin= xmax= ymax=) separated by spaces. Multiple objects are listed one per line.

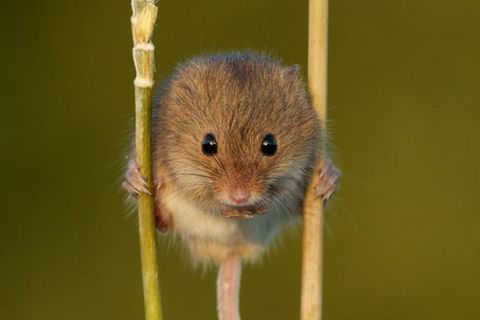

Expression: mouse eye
xmin=202 ymin=133 xmax=218 ymax=155
xmin=261 ymin=134 xmax=277 ymax=156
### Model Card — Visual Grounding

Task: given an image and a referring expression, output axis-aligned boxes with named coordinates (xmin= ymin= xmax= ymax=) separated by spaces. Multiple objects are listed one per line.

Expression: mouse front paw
xmin=122 ymin=159 xmax=152 ymax=196
xmin=314 ymin=158 xmax=341 ymax=205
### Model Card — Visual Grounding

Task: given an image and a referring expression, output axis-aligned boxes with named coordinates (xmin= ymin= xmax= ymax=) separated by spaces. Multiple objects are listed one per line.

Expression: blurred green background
xmin=1 ymin=0 xmax=479 ymax=319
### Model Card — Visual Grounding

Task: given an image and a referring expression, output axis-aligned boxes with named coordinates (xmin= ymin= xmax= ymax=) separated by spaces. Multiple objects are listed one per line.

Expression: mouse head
xmin=155 ymin=52 xmax=320 ymax=218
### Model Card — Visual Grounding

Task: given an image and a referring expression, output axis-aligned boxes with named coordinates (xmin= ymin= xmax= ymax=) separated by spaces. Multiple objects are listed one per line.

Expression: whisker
xmin=173 ymin=173 xmax=213 ymax=180
xmin=212 ymin=154 xmax=226 ymax=172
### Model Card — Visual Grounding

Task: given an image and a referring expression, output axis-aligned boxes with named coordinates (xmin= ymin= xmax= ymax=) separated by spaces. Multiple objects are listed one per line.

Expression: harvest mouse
xmin=123 ymin=52 xmax=340 ymax=320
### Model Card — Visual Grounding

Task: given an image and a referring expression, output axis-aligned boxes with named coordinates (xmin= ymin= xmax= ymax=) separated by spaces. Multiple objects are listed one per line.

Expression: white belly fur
xmin=161 ymin=191 xmax=298 ymax=263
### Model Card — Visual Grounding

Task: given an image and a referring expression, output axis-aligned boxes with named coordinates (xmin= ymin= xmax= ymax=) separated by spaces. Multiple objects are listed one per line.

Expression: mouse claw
xmin=154 ymin=178 xmax=162 ymax=191
xmin=122 ymin=159 xmax=152 ymax=196
xmin=314 ymin=158 xmax=341 ymax=206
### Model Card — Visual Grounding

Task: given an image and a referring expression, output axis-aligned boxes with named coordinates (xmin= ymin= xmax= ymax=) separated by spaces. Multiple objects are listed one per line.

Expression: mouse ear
xmin=286 ymin=64 xmax=301 ymax=77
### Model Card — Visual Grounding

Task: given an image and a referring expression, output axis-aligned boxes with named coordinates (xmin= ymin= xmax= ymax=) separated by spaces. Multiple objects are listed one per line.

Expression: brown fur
xmin=148 ymin=51 xmax=321 ymax=262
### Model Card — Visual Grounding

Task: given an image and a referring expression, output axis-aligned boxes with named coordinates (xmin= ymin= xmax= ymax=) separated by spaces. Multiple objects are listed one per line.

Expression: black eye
xmin=261 ymin=134 xmax=277 ymax=156
xmin=202 ymin=133 xmax=218 ymax=155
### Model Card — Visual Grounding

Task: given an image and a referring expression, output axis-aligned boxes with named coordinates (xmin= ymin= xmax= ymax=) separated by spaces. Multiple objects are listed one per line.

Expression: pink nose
xmin=229 ymin=190 xmax=250 ymax=205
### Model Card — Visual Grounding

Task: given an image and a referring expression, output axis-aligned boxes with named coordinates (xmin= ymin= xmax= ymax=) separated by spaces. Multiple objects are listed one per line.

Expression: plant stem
xmin=301 ymin=0 xmax=329 ymax=319
xmin=130 ymin=1 xmax=163 ymax=320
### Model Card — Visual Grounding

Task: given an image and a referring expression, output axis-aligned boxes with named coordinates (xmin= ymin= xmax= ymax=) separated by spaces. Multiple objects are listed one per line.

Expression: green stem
xmin=135 ymin=87 xmax=163 ymax=320
xmin=131 ymin=1 xmax=163 ymax=320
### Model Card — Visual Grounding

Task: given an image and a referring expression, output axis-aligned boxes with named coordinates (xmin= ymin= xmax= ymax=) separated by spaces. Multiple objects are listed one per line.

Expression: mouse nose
xmin=229 ymin=190 xmax=250 ymax=205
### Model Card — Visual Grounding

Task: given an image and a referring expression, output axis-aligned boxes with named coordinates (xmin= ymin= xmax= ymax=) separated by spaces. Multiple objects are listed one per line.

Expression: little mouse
xmin=123 ymin=51 xmax=340 ymax=320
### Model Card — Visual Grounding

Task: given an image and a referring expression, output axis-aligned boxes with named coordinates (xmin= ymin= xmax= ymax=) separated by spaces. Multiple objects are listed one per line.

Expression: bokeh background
xmin=1 ymin=0 xmax=479 ymax=319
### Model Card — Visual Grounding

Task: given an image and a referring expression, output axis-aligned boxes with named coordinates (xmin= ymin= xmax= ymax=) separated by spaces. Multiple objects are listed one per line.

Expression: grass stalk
xmin=301 ymin=0 xmax=329 ymax=319
xmin=130 ymin=1 xmax=163 ymax=320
